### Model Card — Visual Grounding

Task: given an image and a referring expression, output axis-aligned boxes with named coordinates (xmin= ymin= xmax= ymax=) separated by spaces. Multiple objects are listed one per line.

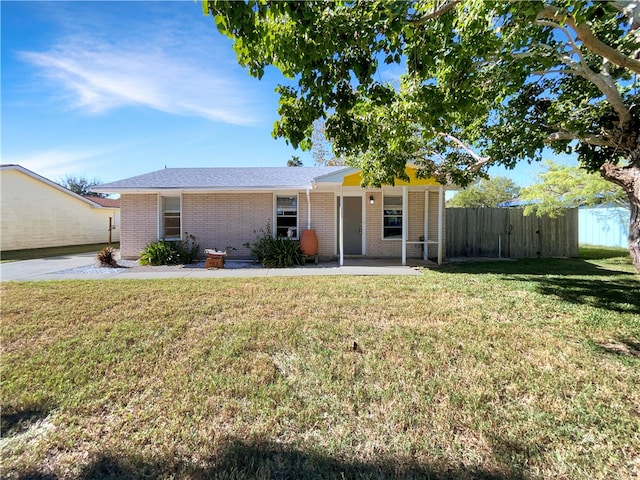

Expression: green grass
xmin=579 ymin=245 xmax=630 ymax=260
xmin=1 ymin=243 xmax=120 ymax=262
xmin=1 ymin=253 xmax=638 ymax=479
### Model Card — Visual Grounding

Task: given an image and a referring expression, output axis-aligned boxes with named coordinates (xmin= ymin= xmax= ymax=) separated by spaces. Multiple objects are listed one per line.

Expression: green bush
xmin=262 ymin=237 xmax=304 ymax=268
xmin=244 ymin=224 xmax=303 ymax=268
xmin=139 ymin=234 xmax=199 ymax=266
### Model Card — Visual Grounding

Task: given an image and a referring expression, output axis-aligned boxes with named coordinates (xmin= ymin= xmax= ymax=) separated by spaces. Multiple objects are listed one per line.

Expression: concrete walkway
xmin=0 ymin=253 xmax=426 ymax=282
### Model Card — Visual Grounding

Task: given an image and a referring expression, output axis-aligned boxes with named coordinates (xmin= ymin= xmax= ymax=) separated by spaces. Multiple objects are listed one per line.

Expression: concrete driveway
xmin=0 ymin=254 xmax=425 ymax=281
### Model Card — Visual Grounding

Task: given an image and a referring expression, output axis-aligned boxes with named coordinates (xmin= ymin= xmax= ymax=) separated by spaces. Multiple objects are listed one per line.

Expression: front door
xmin=338 ymin=196 xmax=362 ymax=255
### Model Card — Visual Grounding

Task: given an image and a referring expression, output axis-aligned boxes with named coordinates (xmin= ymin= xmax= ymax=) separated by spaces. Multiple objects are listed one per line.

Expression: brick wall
xmin=120 ymin=194 xmax=158 ymax=258
xmin=307 ymin=191 xmax=335 ymax=258
xmin=119 ymin=189 xmax=446 ymax=261
xmin=182 ymin=192 xmax=272 ymax=258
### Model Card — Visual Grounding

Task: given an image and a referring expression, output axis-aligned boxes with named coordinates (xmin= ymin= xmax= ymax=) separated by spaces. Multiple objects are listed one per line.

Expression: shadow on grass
xmin=442 ymin=258 xmax=639 ymax=314
xmin=593 ymin=337 xmax=640 ymax=358
xmin=1 ymin=404 xmax=53 ymax=439
xmin=18 ymin=439 xmax=530 ymax=480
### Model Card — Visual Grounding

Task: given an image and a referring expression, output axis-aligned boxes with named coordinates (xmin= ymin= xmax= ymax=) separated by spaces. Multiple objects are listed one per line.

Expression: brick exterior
xmin=182 ymin=193 xmax=272 ymax=258
xmin=120 ymin=194 xmax=158 ymax=258
xmin=305 ymin=192 xmax=335 ymax=258
xmin=119 ymin=188 xmax=445 ymax=261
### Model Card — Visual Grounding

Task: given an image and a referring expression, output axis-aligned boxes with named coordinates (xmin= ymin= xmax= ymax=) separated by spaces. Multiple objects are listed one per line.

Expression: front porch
xmin=311 ymin=166 xmax=451 ymax=267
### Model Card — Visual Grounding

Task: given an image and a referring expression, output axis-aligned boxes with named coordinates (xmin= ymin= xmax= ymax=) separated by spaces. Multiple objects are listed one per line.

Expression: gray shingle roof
xmin=94 ymin=167 xmax=351 ymax=192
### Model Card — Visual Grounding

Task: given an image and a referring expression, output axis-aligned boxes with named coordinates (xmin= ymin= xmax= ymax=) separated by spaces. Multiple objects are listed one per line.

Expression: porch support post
xmin=402 ymin=186 xmax=408 ymax=266
xmin=424 ymin=190 xmax=429 ymax=261
xmin=437 ymin=185 xmax=444 ymax=265
xmin=339 ymin=187 xmax=344 ymax=267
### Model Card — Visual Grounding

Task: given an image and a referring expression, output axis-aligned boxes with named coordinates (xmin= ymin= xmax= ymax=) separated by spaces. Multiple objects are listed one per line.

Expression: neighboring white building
xmin=0 ymin=165 xmax=120 ymax=251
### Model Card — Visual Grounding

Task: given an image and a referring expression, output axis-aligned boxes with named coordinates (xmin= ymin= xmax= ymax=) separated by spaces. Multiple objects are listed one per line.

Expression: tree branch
xmin=545 ymin=131 xmax=611 ymax=147
xmin=409 ymin=0 xmax=461 ymax=25
xmin=437 ymin=132 xmax=491 ymax=172
xmin=535 ymin=19 xmax=588 ymax=69
xmin=536 ymin=14 xmax=631 ymax=126
xmin=537 ymin=6 xmax=640 ymax=74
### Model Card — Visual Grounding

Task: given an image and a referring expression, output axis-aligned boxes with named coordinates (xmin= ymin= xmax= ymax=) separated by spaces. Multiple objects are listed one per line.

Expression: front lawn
xmin=1 ymin=253 xmax=638 ymax=479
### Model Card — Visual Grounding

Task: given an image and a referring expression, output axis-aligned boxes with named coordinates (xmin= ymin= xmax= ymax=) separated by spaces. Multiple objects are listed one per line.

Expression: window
xmin=162 ymin=196 xmax=181 ymax=239
xmin=275 ymin=195 xmax=298 ymax=238
xmin=383 ymin=195 xmax=403 ymax=238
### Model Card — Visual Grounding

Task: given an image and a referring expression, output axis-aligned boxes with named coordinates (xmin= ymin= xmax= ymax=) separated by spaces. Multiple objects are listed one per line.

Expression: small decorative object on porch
xmin=204 ymin=248 xmax=227 ymax=269
xmin=300 ymin=229 xmax=319 ymax=264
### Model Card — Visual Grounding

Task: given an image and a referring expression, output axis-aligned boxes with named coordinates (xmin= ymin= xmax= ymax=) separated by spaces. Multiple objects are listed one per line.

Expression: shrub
xmin=262 ymin=237 xmax=304 ymax=268
xmin=139 ymin=234 xmax=199 ymax=266
xmin=244 ymin=223 xmax=273 ymax=263
xmin=97 ymin=246 xmax=118 ymax=267
xmin=244 ymin=224 xmax=303 ymax=268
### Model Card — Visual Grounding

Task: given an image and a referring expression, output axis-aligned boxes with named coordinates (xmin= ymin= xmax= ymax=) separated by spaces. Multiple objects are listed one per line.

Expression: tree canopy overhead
xmin=204 ymin=0 xmax=640 ymax=269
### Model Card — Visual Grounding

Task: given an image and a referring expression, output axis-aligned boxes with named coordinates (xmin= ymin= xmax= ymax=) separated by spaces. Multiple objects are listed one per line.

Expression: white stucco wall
xmin=0 ymin=167 xmax=120 ymax=251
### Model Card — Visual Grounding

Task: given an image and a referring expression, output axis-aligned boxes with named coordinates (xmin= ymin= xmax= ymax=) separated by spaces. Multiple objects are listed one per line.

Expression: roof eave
xmin=92 ymin=185 xmax=316 ymax=194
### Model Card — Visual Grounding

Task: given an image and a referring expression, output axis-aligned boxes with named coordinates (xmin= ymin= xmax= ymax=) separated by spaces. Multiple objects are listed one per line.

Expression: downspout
xmin=306 ymin=187 xmax=311 ymax=230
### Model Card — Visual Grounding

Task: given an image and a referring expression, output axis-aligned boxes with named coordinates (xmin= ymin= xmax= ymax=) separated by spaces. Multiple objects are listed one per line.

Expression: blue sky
xmin=2 ymin=1 xmax=576 ymax=187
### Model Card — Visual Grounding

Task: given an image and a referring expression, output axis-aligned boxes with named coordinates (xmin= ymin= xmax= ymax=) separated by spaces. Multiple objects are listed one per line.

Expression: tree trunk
xmin=601 ymin=162 xmax=640 ymax=273
xmin=629 ymin=196 xmax=640 ymax=273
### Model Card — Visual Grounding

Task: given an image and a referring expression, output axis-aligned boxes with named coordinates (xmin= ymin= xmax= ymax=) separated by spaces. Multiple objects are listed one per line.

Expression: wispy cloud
xmin=17 ymin=5 xmax=262 ymax=125
xmin=4 ymin=148 xmax=112 ymax=182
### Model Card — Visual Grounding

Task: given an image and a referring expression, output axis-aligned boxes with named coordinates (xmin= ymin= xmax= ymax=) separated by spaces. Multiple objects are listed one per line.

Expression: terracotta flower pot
xmin=300 ymin=229 xmax=318 ymax=255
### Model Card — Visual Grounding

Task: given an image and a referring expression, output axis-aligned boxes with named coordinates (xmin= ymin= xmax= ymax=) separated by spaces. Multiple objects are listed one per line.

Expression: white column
xmin=402 ymin=186 xmax=408 ymax=266
xmin=437 ymin=185 xmax=444 ymax=265
xmin=424 ymin=190 xmax=429 ymax=261
xmin=339 ymin=188 xmax=344 ymax=266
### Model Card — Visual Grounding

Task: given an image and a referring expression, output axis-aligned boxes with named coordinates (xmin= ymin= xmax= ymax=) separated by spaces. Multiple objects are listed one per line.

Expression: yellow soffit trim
xmin=342 ymin=167 xmax=441 ymax=187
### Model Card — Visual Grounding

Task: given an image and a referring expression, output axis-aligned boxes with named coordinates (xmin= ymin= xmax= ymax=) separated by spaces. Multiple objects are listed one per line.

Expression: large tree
xmin=204 ymin=0 xmax=640 ymax=270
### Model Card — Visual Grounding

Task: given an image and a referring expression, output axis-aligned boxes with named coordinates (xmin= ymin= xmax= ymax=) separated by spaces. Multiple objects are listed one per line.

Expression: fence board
xmin=446 ymin=208 xmax=578 ymax=258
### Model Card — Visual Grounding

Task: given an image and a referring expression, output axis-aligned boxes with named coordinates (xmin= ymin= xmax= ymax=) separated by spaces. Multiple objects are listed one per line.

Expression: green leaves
xmin=520 ymin=160 xmax=627 ymax=217
xmin=204 ymin=0 xmax=639 ymax=191
xmin=447 ymin=176 xmax=521 ymax=208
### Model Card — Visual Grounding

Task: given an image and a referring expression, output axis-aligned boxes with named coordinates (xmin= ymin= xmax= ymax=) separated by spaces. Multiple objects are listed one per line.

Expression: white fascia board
xmin=312 ymin=167 xmax=359 ymax=184
xmin=93 ymin=186 xmax=313 ymax=195
xmin=4 ymin=164 xmax=105 ymax=208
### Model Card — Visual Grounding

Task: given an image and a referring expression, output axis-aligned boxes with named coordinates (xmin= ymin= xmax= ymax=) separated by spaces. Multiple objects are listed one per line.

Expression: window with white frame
xmin=383 ymin=195 xmax=403 ymax=239
xmin=161 ymin=196 xmax=181 ymax=239
xmin=275 ymin=195 xmax=298 ymax=238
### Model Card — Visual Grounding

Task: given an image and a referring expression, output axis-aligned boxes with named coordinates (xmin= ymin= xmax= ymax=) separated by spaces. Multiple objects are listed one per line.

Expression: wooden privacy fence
xmin=446 ymin=208 xmax=579 ymax=258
